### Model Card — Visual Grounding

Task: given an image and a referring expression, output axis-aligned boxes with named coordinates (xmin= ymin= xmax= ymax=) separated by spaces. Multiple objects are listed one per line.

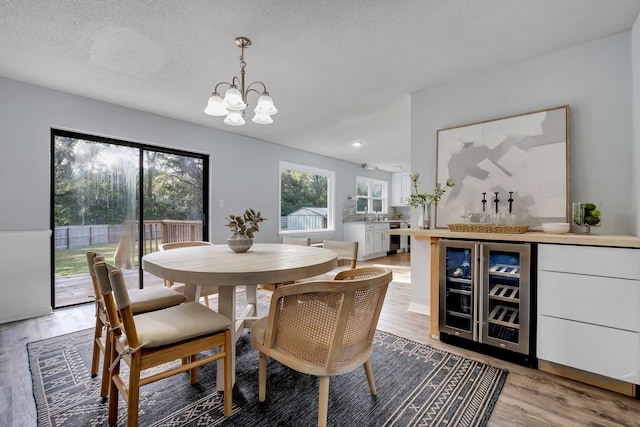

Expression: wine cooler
xmin=439 ymin=239 xmax=535 ymax=366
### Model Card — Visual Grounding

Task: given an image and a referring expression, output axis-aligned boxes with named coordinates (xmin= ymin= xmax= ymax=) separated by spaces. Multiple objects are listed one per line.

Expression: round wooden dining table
xmin=142 ymin=243 xmax=338 ymax=388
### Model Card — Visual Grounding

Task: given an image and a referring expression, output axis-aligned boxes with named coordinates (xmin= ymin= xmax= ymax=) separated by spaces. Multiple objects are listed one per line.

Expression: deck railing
xmin=114 ymin=220 xmax=203 ymax=269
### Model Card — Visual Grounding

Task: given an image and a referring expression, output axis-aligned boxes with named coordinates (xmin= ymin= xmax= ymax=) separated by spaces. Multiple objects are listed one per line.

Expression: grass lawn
xmin=55 ymin=243 xmax=126 ymax=276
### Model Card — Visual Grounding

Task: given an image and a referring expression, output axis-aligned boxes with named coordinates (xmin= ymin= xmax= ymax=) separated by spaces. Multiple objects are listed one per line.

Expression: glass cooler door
xmin=481 ymin=243 xmax=530 ymax=354
xmin=439 ymin=241 xmax=477 ymax=340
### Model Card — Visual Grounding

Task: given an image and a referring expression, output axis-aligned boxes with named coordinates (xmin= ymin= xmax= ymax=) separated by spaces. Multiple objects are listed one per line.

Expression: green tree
xmin=280 ymin=169 xmax=327 ymax=216
xmin=54 ymin=137 xmax=203 ymax=226
xmin=144 ymin=153 xmax=203 ymax=220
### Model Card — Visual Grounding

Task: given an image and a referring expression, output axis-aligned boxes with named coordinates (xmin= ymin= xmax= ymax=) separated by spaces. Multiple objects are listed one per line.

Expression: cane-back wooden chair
xmin=250 ymin=267 xmax=392 ymax=427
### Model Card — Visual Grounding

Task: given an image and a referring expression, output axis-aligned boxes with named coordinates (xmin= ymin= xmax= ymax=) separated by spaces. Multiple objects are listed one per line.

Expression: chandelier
xmin=204 ymin=36 xmax=277 ymax=126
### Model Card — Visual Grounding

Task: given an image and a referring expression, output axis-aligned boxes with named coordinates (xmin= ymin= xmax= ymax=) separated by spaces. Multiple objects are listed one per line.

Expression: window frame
xmin=356 ymin=176 xmax=388 ymax=214
xmin=278 ymin=161 xmax=335 ymax=234
xmin=50 ymin=128 xmax=209 ymax=308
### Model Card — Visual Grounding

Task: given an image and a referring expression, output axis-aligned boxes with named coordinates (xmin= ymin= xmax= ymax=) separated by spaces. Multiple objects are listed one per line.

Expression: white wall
xmin=0 ymin=77 xmax=389 ymax=323
xmin=409 ymin=31 xmax=636 ymax=314
xmin=412 ymin=32 xmax=633 ymax=236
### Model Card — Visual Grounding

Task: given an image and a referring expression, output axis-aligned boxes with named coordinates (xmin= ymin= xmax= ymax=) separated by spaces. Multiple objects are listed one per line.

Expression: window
xmin=356 ymin=177 xmax=388 ymax=214
xmin=279 ymin=161 xmax=334 ymax=233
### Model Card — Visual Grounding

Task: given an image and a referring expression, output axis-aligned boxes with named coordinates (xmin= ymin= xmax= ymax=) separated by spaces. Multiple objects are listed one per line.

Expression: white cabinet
xmin=537 ymin=244 xmax=640 ymax=385
xmin=364 ymin=224 xmax=375 ymax=256
xmin=343 ymin=222 xmax=390 ymax=261
xmin=391 ymin=173 xmax=411 ymax=206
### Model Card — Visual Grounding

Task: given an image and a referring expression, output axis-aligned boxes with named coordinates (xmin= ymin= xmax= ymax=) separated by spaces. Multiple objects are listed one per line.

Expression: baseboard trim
xmin=0 ymin=307 xmax=53 ymax=324
xmin=539 ymin=359 xmax=637 ymax=397
xmin=408 ymin=302 xmax=428 ymax=315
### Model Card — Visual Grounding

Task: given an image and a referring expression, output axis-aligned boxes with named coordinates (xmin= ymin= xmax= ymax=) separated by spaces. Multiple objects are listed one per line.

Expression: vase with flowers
xmin=225 ymin=208 xmax=267 ymax=253
xmin=407 ymin=173 xmax=455 ymax=229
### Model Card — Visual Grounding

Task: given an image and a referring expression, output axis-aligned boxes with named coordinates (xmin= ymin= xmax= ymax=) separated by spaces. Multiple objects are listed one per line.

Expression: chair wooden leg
xmin=190 ymin=354 xmax=198 ymax=384
xmin=363 ymin=360 xmax=377 ymax=395
xmin=258 ymin=351 xmax=267 ymax=402
xmin=99 ymin=327 xmax=112 ymax=400
xmin=91 ymin=316 xmax=103 ymax=377
xmin=318 ymin=376 xmax=330 ymax=427
xmin=223 ymin=329 xmax=232 ymax=416
xmin=108 ymin=348 xmax=120 ymax=426
xmin=127 ymin=354 xmax=142 ymax=427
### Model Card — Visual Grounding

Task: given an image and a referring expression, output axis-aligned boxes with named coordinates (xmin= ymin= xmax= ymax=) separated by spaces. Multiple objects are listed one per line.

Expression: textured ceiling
xmin=1 ymin=0 xmax=639 ymax=172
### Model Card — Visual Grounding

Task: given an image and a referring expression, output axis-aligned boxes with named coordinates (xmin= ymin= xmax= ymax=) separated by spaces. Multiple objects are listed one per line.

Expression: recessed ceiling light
xmin=352 ymin=141 xmax=363 ymax=147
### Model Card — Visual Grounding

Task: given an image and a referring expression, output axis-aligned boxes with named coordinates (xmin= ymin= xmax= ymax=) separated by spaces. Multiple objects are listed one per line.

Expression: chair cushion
xmin=129 ymin=287 xmax=187 ymax=314
xmin=250 ymin=316 xmax=268 ymax=346
xmin=170 ymin=283 xmax=220 ymax=297
xmin=134 ymin=302 xmax=231 ymax=348
xmin=296 ymin=269 xmax=349 ymax=283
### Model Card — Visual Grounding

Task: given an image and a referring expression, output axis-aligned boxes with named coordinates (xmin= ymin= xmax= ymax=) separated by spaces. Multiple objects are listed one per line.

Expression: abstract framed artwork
xmin=435 ymin=105 xmax=569 ymax=230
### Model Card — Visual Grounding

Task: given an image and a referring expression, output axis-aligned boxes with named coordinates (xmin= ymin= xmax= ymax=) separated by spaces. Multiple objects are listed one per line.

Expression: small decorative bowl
xmin=542 ymin=222 xmax=570 ymax=234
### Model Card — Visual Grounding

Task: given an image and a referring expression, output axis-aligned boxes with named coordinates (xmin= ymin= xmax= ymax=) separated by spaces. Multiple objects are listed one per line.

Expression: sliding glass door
xmin=51 ymin=130 xmax=208 ymax=308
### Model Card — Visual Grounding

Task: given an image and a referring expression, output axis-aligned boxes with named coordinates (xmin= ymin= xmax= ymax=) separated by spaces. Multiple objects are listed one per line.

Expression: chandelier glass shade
xmin=204 ymin=37 xmax=277 ymax=125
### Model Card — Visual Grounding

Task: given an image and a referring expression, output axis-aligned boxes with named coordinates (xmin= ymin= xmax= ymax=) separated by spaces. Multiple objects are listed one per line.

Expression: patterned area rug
xmin=28 ymin=328 xmax=507 ymax=426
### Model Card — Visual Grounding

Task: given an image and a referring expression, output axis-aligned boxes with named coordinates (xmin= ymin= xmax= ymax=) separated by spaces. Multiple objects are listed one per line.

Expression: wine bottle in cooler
xmin=461 ymin=249 xmax=471 ymax=279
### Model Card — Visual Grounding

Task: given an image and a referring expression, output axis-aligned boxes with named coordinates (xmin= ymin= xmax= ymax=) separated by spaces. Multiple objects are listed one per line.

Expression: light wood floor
xmin=1 ymin=253 xmax=639 ymax=426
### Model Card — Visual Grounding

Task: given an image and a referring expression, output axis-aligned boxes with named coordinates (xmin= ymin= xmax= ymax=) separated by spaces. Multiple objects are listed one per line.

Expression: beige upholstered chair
xmin=250 ymin=267 xmax=392 ymax=427
xmin=159 ymin=241 xmax=219 ymax=307
xmin=159 ymin=240 xmax=214 ymax=250
xmin=94 ymin=261 xmax=233 ymax=426
xmin=86 ymin=251 xmax=187 ymax=400
xmin=282 ymin=236 xmax=311 ymax=246
xmin=258 ymin=236 xmax=311 ymax=291
xmin=323 ymin=239 xmax=358 ymax=269
xmin=297 ymin=239 xmax=359 ymax=282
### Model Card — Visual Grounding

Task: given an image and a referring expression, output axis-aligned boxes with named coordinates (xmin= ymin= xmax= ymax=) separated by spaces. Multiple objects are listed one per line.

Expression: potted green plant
xmin=225 ymin=208 xmax=267 ymax=252
xmin=407 ymin=173 xmax=455 ymax=228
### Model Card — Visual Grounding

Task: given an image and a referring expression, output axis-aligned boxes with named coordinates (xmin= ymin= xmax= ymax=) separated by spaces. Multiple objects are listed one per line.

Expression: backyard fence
xmin=54 ymin=224 xmax=122 ymax=249
xmin=54 ymin=220 xmax=203 ymax=251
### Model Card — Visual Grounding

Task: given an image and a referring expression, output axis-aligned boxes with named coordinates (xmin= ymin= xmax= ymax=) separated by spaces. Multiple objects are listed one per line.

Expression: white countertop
xmin=344 ymin=220 xmax=409 ymax=224
xmin=384 ymin=228 xmax=640 ymax=248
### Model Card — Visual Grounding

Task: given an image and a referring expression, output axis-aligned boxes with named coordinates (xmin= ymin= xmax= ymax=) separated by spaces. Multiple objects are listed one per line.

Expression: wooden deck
xmin=55 ymin=268 xmax=166 ymax=307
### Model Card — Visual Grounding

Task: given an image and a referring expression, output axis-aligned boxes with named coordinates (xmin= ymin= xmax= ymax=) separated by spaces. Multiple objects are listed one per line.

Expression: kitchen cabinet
xmin=390 ymin=173 xmax=411 ymax=206
xmin=343 ymin=222 xmax=390 ymax=261
xmin=537 ymin=244 xmax=640 ymax=390
xmin=384 ymin=227 xmax=640 ymax=395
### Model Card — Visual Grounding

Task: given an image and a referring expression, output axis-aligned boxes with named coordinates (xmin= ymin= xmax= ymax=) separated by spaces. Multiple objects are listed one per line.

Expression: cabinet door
xmin=537 ymin=316 xmax=640 ymax=384
xmin=382 ymin=229 xmax=390 ymax=252
xmin=390 ymin=173 xmax=411 ymax=206
xmin=538 ymin=270 xmax=640 ymax=331
xmin=539 ymin=244 xmax=640 ymax=279
xmin=381 ymin=223 xmax=390 ymax=252
xmin=439 ymin=241 xmax=476 ymax=340
xmin=481 ymin=243 xmax=531 ymax=354
xmin=364 ymin=230 xmax=374 ymax=255
xmin=373 ymin=230 xmax=383 ymax=253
